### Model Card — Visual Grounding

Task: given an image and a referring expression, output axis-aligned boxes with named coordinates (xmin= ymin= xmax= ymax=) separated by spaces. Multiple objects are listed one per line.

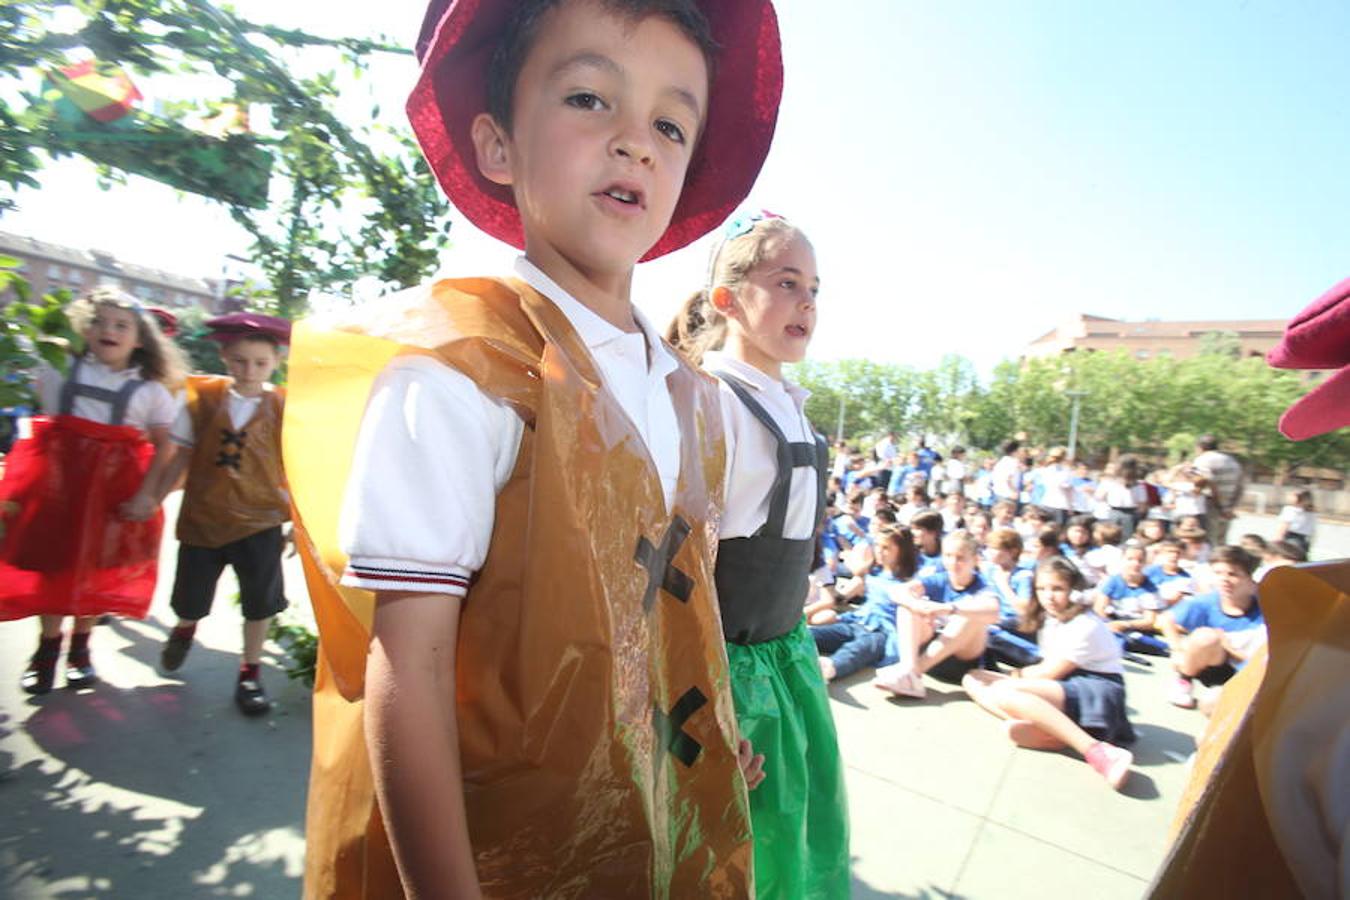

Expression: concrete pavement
xmin=0 ymin=499 xmax=1247 ymax=898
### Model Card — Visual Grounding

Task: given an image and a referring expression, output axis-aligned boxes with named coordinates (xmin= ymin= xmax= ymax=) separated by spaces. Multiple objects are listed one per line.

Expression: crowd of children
xmin=810 ymin=435 xmax=1308 ymax=790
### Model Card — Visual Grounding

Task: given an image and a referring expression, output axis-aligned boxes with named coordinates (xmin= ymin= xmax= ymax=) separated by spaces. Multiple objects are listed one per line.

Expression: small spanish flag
xmin=50 ymin=59 xmax=142 ymax=123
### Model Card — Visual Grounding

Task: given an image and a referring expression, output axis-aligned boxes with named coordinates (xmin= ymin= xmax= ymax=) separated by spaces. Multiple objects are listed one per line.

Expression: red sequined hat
xmin=1266 ymin=277 xmax=1350 ymax=440
xmin=205 ymin=312 xmax=292 ymax=346
xmin=407 ymin=0 xmax=783 ymax=261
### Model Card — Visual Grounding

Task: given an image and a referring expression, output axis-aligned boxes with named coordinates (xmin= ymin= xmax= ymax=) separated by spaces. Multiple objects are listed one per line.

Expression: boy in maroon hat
xmin=285 ymin=0 xmax=784 ymax=896
xmin=155 ymin=313 xmax=291 ymax=716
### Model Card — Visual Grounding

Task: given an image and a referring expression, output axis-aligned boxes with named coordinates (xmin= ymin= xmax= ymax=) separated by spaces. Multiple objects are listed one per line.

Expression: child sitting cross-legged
xmin=963 ymin=556 xmax=1137 ymax=791
xmin=872 ymin=530 xmax=1002 ymax=700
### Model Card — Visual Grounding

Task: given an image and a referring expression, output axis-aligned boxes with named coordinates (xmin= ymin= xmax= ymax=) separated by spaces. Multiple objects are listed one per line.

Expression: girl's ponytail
xmin=665 ymin=288 xmax=727 ymax=367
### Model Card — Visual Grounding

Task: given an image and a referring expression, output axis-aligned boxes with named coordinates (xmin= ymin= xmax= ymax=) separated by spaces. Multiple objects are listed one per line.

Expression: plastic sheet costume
xmin=286 ymin=278 xmax=754 ymax=898
xmin=713 ymin=371 xmax=851 ymax=898
xmin=175 ymin=374 xmax=289 ymax=549
xmin=0 ymin=397 xmax=161 ymax=621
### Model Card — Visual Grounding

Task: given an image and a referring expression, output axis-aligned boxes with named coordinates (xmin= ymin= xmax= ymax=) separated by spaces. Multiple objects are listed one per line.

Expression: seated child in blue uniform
xmin=872 ymin=529 xmax=1001 ymax=700
xmin=812 ymin=527 xmax=919 ymax=682
xmin=1160 ymin=545 xmax=1265 ymax=710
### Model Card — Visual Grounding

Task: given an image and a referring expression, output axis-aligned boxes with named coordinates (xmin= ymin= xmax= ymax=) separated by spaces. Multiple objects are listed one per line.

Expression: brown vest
xmin=177 ymin=376 xmax=289 ymax=548
xmin=288 ymin=278 xmax=752 ymax=899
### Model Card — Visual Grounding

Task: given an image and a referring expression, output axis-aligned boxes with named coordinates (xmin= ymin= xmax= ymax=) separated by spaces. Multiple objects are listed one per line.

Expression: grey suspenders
xmin=58 ymin=358 xmax=146 ymax=426
xmin=714 ymin=372 xmax=827 ymax=537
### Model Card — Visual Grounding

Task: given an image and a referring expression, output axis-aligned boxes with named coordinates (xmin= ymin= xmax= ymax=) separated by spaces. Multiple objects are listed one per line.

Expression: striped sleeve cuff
xmin=341 ymin=558 xmax=472 ymax=596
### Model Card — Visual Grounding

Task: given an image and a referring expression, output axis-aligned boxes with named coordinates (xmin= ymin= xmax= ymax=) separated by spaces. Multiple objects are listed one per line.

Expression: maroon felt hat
xmin=147 ymin=306 xmax=179 ymax=338
xmin=205 ymin=312 xmax=292 ymax=346
xmin=407 ymin=0 xmax=783 ymax=261
xmin=1267 ymin=277 xmax=1350 ymax=440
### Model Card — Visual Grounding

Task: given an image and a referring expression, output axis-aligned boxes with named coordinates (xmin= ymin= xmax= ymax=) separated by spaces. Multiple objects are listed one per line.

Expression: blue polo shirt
xmin=839 ymin=569 xmax=908 ymax=665
xmin=918 ymin=570 xmax=997 ymax=606
xmin=1171 ymin=592 xmax=1263 ymax=634
xmin=981 ymin=562 xmax=1034 ymax=617
xmin=1097 ymin=574 xmax=1163 ymax=619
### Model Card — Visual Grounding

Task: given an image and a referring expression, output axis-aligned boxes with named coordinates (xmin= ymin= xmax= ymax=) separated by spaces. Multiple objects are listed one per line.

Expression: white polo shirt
xmin=339 ymin=259 xmax=682 ymax=597
xmin=704 ymin=352 xmax=819 ymax=541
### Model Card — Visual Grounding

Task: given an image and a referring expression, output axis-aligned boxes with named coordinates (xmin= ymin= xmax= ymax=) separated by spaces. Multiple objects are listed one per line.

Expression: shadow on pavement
xmin=1 ymin=617 xmax=310 ymax=898
xmin=1129 ymin=722 xmax=1195 ymax=767
xmin=852 ymin=869 xmax=963 ymax=899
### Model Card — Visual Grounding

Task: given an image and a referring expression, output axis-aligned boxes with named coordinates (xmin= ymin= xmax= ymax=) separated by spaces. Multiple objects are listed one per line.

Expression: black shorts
xmin=170 ymin=526 xmax=287 ymax=622
xmin=926 ymin=651 xmax=983 ymax=684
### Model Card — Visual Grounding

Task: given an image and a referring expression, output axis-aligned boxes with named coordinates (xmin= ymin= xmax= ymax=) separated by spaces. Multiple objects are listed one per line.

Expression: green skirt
xmin=728 ymin=619 xmax=850 ymax=899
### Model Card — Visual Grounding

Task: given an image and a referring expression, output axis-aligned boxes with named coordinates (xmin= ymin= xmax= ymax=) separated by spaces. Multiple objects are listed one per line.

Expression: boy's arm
xmin=366 ymin=590 xmax=482 ymax=899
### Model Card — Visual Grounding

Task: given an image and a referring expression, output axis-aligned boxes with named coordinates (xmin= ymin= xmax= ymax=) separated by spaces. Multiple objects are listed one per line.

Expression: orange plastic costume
xmin=285 ymin=278 xmax=753 ymax=899
xmin=177 ymin=375 xmax=289 ymax=548
xmin=1149 ymin=560 xmax=1350 ymax=898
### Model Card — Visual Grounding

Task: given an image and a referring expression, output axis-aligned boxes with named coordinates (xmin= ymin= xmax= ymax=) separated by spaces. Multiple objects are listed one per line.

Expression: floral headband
xmin=704 ymin=209 xmax=786 ymax=295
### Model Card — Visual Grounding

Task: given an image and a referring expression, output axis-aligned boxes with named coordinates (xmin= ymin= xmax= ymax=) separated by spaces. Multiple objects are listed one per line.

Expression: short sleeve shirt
xmin=1171 ymin=592 xmax=1264 ymax=634
xmin=1097 ymin=574 xmax=1164 ymax=619
xmin=1039 ymin=612 xmax=1124 ymax=675
xmin=36 ymin=356 xmax=178 ymax=432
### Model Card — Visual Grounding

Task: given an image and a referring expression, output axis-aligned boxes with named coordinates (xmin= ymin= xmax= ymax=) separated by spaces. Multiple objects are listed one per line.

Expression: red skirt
xmin=0 ymin=415 xmax=162 ymax=620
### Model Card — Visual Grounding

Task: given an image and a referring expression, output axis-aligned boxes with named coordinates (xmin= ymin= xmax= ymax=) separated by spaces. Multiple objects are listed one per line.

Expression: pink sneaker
xmin=1169 ymin=675 xmax=1197 ymax=709
xmin=1085 ymin=741 xmax=1133 ymax=790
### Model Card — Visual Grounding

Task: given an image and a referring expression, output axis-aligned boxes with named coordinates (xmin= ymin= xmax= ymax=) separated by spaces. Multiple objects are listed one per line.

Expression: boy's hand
xmin=737 ymin=738 xmax=766 ymax=791
xmin=117 ymin=492 xmax=157 ymax=522
xmin=282 ymin=525 xmax=297 ymax=558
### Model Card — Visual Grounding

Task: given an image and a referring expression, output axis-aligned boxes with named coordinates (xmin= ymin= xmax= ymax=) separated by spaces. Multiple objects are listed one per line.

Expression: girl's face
xmin=968 ymin=517 xmax=990 ymax=542
xmin=85 ymin=304 xmax=142 ymax=370
xmin=877 ymin=537 xmax=901 ymax=570
xmin=1036 ymin=571 xmax=1075 ymax=620
xmin=723 ymin=234 xmax=818 ymax=377
xmin=1142 ymin=521 xmax=1164 ymax=542
xmin=1066 ymin=525 xmax=1089 ymax=548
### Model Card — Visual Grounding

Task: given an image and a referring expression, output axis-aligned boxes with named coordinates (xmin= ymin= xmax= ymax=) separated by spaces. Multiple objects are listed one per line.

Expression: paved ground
xmin=2 ymin=504 xmax=1328 ymax=898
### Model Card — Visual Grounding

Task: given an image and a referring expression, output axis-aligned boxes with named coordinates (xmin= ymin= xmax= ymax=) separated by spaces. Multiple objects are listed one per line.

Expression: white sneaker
xmin=874 ymin=665 xmax=926 ymax=699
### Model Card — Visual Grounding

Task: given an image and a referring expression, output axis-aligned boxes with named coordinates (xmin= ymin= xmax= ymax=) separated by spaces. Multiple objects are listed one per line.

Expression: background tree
xmin=1 ymin=0 xmax=453 ymax=317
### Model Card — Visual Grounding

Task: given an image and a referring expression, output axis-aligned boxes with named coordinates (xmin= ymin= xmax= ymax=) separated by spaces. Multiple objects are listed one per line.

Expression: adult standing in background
xmin=1193 ymin=435 xmax=1244 ymax=547
xmin=992 ymin=439 xmax=1024 ymax=513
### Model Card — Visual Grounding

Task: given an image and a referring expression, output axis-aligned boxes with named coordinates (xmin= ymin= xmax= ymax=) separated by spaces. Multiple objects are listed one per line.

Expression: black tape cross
xmin=653 ymin=686 xmax=707 ymax=767
xmin=634 ymin=516 xmax=693 ymax=613
xmin=220 ymin=428 xmax=247 ymax=449
xmin=215 ymin=451 xmax=242 ymax=470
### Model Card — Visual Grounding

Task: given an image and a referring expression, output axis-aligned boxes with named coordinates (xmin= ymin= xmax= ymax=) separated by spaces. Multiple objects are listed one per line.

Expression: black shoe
xmin=65 ymin=656 xmax=98 ymax=690
xmin=160 ymin=630 xmax=194 ymax=673
xmin=21 ymin=650 xmax=60 ymax=695
xmin=235 ymin=675 xmax=271 ymax=717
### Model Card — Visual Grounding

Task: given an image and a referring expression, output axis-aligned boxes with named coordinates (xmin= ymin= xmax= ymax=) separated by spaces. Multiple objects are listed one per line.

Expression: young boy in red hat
xmin=285 ymin=1 xmax=784 ymax=897
xmin=155 ymin=313 xmax=291 ymax=716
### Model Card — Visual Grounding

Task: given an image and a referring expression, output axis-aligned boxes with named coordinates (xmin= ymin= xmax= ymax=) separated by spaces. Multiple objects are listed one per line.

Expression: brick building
xmin=1024 ymin=313 xmax=1287 ymax=361
xmin=0 ymin=230 xmax=219 ymax=311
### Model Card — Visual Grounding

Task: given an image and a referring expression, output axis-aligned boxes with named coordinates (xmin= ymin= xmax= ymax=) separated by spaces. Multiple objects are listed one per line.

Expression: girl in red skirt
xmin=1 ymin=288 xmax=185 ymax=692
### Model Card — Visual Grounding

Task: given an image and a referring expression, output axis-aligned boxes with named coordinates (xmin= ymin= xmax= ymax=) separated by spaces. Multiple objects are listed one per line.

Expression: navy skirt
xmin=1062 ymin=670 xmax=1136 ymax=746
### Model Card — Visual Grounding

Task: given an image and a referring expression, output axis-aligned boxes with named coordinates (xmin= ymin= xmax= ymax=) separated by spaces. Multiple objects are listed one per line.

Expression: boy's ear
xmin=471 ymin=112 xmax=514 ymax=186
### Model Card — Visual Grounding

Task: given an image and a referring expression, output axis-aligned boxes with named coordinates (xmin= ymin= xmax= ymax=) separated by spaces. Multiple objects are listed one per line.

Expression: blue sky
xmin=5 ymin=0 xmax=1348 ymax=374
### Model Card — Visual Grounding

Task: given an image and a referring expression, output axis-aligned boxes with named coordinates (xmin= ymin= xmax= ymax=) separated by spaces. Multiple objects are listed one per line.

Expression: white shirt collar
xmin=702 ymin=350 xmax=810 ymax=406
xmin=80 ymin=353 xmax=143 ymax=381
xmin=514 ymin=257 xmax=676 ymax=378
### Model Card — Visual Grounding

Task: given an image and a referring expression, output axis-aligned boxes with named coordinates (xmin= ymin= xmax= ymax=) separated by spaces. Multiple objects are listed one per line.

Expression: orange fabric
xmin=287 ymin=278 xmax=752 ymax=899
xmin=176 ymin=376 xmax=289 ymax=548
